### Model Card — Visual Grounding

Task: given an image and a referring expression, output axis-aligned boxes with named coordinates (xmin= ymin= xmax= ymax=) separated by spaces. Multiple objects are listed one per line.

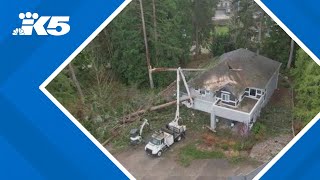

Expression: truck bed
xmin=161 ymin=125 xmax=184 ymax=139
xmin=163 ymin=132 xmax=174 ymax=146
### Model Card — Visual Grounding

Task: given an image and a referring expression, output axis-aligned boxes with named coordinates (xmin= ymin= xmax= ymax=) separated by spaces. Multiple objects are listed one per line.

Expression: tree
xmin=210 ymin=33 xmax=235 ymax=56
xmin=287 ymin=38 xmax=295 ymax=69
xmin=291 ymin=49 xmax=320 ymax=125
xmin=261 ymin=20 xmax=292 ymax=65
xmin=152 ymin=0 xmax=158 ymax=64
xmin=139 ymin=0 xmax=154 ymax=88
xmin=192 ymin=0 xmax=216 ymax=56
xmin=229 ymin=0 xmax=257 ymax=50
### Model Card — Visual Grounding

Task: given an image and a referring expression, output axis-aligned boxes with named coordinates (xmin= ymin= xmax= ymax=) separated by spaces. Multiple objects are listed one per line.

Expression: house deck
xmin=216 ymin=97 xmax=258 ymax=113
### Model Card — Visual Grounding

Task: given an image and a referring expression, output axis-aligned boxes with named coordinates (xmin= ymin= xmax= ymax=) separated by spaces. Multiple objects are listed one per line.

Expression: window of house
xmin=257 ymin=90 xmax=262 ymax=95
xmin=222 ymin=93 xmax=230 ymax=102
xmin=250 ymin=89 xmax=256 ymax=96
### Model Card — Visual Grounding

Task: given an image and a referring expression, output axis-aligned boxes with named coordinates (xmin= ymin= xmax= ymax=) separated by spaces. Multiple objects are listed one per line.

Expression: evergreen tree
xmin=291 ymin=49 xmax=320 ymax=124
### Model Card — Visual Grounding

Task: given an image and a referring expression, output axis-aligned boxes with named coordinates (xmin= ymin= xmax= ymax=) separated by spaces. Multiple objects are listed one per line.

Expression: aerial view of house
xmin=47 ymin=0 xmax=319 ymax=179
xmin=182 ymin=49 xmax=282 ymax=131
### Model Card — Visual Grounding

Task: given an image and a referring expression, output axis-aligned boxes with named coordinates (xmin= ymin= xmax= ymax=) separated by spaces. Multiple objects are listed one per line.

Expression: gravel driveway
xmin=114 ymin=145 xmax=261 ymax=180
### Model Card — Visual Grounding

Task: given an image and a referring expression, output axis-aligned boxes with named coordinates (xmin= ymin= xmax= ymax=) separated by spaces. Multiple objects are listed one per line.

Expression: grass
xmin=178 ymin=139 xmax=259 ymax=166
xmin=215 ymin=26 xmax=229 ymax=35
xmin=179 ymin=143 xmax=225 ymax=167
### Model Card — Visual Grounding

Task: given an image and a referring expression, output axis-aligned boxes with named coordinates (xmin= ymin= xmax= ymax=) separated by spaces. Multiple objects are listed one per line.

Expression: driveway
xmin=114 ymin=145 xmax=261 ymax=180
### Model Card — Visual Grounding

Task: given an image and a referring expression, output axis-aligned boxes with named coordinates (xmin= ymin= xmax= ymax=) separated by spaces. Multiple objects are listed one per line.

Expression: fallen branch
xmin=120 ymin=96 xmax=192 ymax=124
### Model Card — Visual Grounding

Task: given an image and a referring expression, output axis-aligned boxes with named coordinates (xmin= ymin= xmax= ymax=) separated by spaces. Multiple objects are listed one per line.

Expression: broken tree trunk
xmin=139 ymin=0 xmax=154 ymax=88
xmin=120 ymin=96 xmax=193 ymax=124
xmin=287 ymin=39 xmax=295 ymax=69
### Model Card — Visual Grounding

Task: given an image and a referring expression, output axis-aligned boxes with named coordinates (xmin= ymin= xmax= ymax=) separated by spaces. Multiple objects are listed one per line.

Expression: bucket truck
xmin=145 ymin=67 xmax=193 ymax=157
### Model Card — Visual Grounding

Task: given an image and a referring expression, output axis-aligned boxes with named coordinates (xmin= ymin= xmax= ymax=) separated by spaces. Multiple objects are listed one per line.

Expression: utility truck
xmin=145 ymin=124 xmax=186 ymax=156
xmin=145 ymin=67 xmax=195 ymax=157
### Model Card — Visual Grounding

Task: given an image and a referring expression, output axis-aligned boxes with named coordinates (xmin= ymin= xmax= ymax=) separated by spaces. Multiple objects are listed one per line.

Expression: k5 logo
xmin=12 ymin=12 xmax=70 ymax=36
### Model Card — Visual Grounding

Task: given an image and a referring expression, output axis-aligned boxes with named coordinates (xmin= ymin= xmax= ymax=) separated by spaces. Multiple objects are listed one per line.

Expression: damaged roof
xmin=189 ymin=48 xmax=282 ymax=97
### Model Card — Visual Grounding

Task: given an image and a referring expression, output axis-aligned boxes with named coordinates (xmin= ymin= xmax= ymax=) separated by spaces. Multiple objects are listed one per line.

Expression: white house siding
xmin=212 ymin=104 xmax=251 ymax=124
xmin=249 ymin=95 xmax=265 ymax=124
xmin=192 ymin=99 xmax=213 ymax=113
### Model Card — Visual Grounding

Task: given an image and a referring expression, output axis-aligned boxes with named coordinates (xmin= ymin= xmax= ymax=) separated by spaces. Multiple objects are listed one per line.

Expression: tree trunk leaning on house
xmin=139 ymin=0 xmax=154 ymax=88
xmin=287 ymin=39 xmax=295 ymax=69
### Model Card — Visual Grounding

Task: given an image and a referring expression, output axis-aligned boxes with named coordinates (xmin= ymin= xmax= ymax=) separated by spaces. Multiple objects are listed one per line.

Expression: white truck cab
xmin=145 ymin=130 xmax=174 ymax=157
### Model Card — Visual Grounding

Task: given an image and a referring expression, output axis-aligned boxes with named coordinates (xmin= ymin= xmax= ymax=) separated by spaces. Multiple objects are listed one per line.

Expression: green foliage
xmin=215 ymin=26 xmax=229 ymax=34
xmin=192 ymin=0 xmax=216 ymax=46
xmin=109 ymin=1 xmax=147 ymax=86
xmin=261 ymin=21 xmax=292 ymax=65
xmin=233 ymin=137 xmax=256 ymax=151
xmin=228 ymin=0 xmax=296 ymax=66
xmin=210 ymin=33 xmax=235 ymax=57
xmin=179 ymin=143 xmax=225 ymax=167
xmin=291 ymin=49 xmax=320 ymax=124
xmin=107 ymin=0 xmax=205 ymax=87
xmin=251 ymin=122 xmax=267 ymax=140
xmin=229 ymin=0 xmax=258 ymax=50
xmin=46 ymin=71 xmax=76 ymax=109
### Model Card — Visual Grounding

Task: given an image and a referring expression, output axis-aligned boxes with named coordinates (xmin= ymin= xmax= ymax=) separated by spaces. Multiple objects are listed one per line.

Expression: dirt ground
xmin=250 ymin=134 xmax=292 ymax=163
xmin=113 ymin=143 xmax=261 ymax=180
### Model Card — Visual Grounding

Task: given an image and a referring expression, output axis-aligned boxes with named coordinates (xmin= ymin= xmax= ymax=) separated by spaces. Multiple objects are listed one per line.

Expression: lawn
xmin=215 ymin=26 xmax=229 ymax=34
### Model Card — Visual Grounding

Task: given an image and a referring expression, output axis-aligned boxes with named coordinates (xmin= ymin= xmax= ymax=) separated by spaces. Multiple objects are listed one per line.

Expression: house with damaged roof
xmin=181 ymin=48 xmax=282 ymax=131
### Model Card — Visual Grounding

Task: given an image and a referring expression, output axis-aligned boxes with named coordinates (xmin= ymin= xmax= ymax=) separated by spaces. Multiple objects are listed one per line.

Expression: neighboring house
xmin=182 ymin=49 xmax=281 ymax=131
xmin=212 ymin=0 xmax=233 ymax=24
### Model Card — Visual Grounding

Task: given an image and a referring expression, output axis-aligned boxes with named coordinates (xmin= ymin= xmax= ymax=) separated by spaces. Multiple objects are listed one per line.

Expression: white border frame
xmin=39 ymin=0 xmax=136 ymax=179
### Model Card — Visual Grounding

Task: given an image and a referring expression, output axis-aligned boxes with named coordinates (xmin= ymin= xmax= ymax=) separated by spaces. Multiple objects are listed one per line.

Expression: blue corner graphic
xmin=0 ymin=0 xmax=129 ymax=179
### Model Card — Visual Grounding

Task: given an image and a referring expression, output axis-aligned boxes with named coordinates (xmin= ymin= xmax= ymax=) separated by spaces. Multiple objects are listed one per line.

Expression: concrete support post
xmin=210 ymin=113 xmax=216 ymax=130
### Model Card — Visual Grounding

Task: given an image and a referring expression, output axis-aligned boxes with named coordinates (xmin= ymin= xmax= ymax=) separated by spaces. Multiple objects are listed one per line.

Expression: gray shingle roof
xmin=189 ymin=49 xmax=282 ymax=97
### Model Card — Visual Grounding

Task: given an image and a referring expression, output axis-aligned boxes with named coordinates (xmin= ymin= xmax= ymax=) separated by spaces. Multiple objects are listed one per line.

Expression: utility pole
xmin=139 ymin=0 xmax=154 ymax=88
